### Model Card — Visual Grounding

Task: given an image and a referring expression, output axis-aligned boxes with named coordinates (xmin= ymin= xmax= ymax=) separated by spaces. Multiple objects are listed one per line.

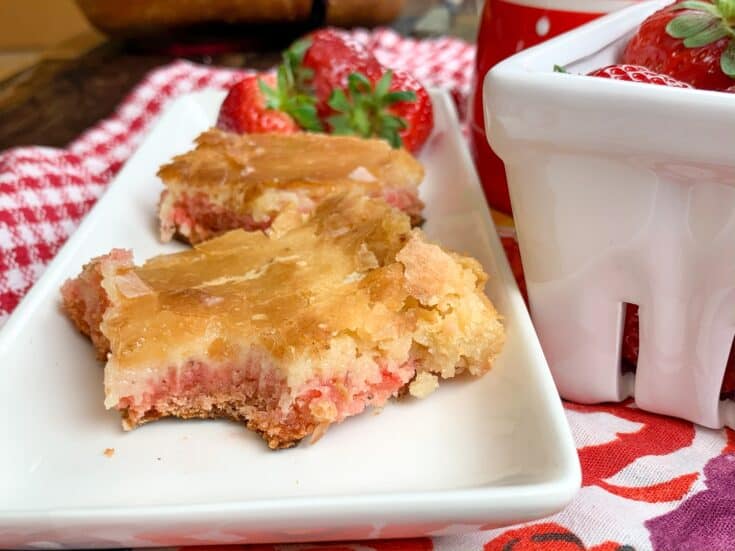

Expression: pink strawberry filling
xmin=166 ymin=192 xmax=272 ymax=242
xmin=114 ymin=356 xmax=416 ymax=447
xmin=162 ymin=186 xmax=422 ymax=243
xmin=60 ymin=248 xmax=133 ymax=359
xmin=381 ymin=187 xmax=425 ymax=223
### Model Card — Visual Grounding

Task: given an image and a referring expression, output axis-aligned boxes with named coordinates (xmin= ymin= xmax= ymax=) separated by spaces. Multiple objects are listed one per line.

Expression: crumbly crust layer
xmin=112 ymin=357 xmax=415 ymax=449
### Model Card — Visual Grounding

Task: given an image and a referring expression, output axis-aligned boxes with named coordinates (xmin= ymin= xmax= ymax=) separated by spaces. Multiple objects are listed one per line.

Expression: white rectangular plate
xmin=0 ymin=90 xmax=580 ymax=549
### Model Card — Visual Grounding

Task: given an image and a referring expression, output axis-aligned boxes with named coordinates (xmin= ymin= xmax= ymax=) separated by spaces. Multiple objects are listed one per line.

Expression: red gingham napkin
xmin=2 ymin=28 xmax=734 ymax=551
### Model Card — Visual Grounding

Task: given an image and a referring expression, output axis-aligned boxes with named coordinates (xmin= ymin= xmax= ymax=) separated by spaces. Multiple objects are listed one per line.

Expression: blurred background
xmin=0 ymin=1 xmax=481 ymax=81
xmin=0 ymin=0 xmax=481 ymax=149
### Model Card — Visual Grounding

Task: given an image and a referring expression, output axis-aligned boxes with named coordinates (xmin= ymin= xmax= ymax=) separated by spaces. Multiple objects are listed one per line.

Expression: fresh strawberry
xmin=251 ymin=30 xmax=435 ymax=151
xmin=302 ymin=28 xmax=382 ymax=117
xmin=621 ymin=304 xmax=735 ymax=397
xmin=621 ymin=304 xmax=641 ymax=370
xmin=622 ymin=0 xmax=735 ymax=91
xmin=217 ymin=39 xmax=322 ymax=134
xmin=327 ymin=70 xmax=433 ymax=152
xmin=723 ymin=349 xmax=735 ymax=397
xmin=381 ymin=70 xmax=433 ymax=152
xmin=216 ymin=74 xmax=299 ymax=134
xmin=587 ymin=64 xmax=694 ymax=87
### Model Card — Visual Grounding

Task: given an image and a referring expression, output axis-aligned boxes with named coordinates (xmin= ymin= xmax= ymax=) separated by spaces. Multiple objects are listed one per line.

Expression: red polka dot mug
xmin=469 ymin=0 xmax=638 ymax=214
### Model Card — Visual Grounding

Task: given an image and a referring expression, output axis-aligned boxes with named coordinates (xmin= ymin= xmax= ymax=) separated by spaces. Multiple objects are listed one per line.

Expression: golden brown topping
xmin=158 ymin=129 xmax=424 ymax=192
xmin=97 ymin=193 xmax=503 ymax=397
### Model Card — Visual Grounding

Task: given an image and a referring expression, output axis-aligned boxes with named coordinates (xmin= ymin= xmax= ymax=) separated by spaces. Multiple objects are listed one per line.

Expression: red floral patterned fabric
xmin=0 ymin=29 xmax=732 ymax=551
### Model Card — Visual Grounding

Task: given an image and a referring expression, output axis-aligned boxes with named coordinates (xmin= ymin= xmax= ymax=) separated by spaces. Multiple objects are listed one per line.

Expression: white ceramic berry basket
xmin=484 ymin=0 xmax=735 ymax=429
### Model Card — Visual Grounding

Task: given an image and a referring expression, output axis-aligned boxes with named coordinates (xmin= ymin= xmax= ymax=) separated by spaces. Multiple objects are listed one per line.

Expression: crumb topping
xmin=409 ymin=372 xmax=440 ymax=398
xmin=158 ymin=129 xmax=423 ymax=192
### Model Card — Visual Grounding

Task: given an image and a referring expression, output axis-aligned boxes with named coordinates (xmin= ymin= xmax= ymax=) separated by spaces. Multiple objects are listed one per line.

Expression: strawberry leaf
xmin=716 ymin=0 xmax=735 ymax=20
xmin=258 ymin=38 xmax=325 ymax=132
xmin=286 ymin=39 xmax=311 ymax=64
xmin=383 ymin=90 xmax=416 ymax=104
xmin=675 ymin=0 xmax=722 ymax=16
xmin=379 ymin=113 xmax=407 ymax=131
xmin=374 ymin=71 xmax=393 ymax=98
xmin=670 ymin=0 xmax=735 ymax=54
xmin=258 ymin=78 xmax=281 ymax=109
xmin=683 ymin=22 xmax=730 ymax=46
xmin=328 ymin=89 xmax=352 ymax=112
xmin=354 ymin=108 xmax=371 ymax=136
xmin=666 ymin=13 xmax=719 ymax=38
xmin=378 ymin=127 xmax=402 ymax=148
xmin=553 ymin=64 xmax=569 ymax=73
xmin=348 ymin=73 xmax=372 ymax=95
xmin=283 ymin=38 xmax=314 ymax=94
xmin=286 ymin=101 xmax=322 ymax=132
xmin=325 ymin=71 xmax=416 ymax=148
xmin=276 ymin=64 xmax=291 ymax=96
xmin=327 ymin=114 xmax=353 ymax=135
xmin=722 ymin=38 xmax=735 ymax=76
xmin=377 ymin=110 xmax=407 ymax=148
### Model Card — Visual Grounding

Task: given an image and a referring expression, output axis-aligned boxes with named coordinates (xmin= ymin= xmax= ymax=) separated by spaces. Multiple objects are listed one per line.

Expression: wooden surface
xmin=0 ymin=0 xmax=100 ymax=83
xmin=0 ymin=0 xmax=480 ymax=151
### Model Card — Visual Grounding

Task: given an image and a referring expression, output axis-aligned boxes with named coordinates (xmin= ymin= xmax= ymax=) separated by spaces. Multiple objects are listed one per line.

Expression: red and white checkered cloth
xmin=2 ymin=28 xmax=734 ymax=551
